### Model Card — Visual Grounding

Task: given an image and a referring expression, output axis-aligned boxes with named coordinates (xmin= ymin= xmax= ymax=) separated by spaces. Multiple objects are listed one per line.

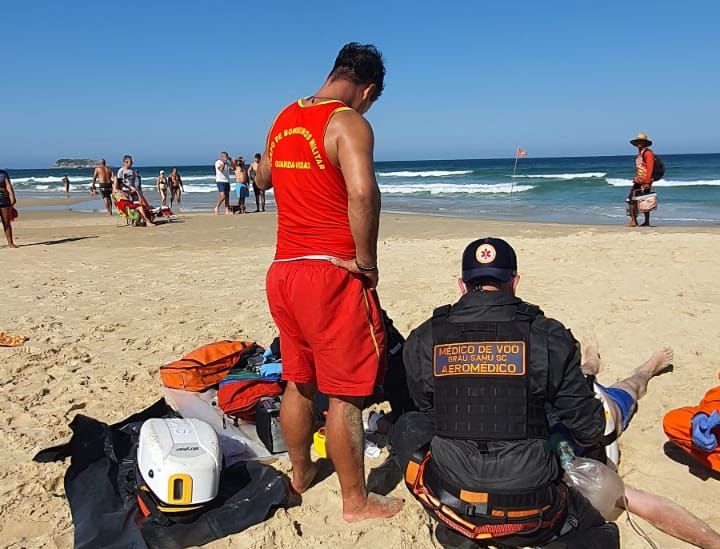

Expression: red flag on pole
xmin=516 ymin=148 xmax=528 ymax=158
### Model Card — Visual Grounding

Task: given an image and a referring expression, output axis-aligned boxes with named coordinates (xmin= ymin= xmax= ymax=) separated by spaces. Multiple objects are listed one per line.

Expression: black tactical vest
xmin=431 ymin=302 xmax=549 ymax=441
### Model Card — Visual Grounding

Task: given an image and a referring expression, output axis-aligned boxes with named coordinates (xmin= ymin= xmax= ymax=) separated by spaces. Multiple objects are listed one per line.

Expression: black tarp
xmin=34 ymin=399 xmax=290 ymax=549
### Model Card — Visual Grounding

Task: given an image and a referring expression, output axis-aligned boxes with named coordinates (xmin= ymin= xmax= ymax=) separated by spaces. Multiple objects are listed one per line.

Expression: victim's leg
xmin=611 ymin=346 xmax=674 ymax=402
xmin=279 ymin=381 xmax=319 ymax=494
xmin=581 ymin=334 xmax=602 ymax=376
xmin=326 ymin=395 xmax=403 ymax=522
xmin=260 ymin=191 xmax=266 ymax=211
xmin=619 ymin=485 xmax=720 ymax=549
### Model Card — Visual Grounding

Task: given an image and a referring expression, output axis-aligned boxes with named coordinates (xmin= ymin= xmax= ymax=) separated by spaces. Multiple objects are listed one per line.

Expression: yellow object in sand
xmin=313 ymin=428 xmax=327 ymax=458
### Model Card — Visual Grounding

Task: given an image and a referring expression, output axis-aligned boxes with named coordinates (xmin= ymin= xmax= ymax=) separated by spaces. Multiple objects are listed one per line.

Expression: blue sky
xmin=2 ymin=0 xmax=718 ymax=167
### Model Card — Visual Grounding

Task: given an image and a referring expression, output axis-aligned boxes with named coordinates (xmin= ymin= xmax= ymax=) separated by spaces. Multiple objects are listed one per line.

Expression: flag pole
xmin=511 ymin=151 xmax=519 ymax=195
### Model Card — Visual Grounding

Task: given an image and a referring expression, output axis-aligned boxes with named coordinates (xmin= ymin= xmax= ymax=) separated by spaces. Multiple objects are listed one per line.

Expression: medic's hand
xmin=331 ymin=258 xmax=379 ymax=289
xmin=691 ymin=411 xmax=720 ymax=452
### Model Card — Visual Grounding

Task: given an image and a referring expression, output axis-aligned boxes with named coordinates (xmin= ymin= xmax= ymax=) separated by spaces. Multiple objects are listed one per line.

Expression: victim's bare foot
xmin=7 ymin=243 xmax=18 ymax=249
xmin=213 ymin=207 xmax=219 ymax=215
xmin=581 ymin=334 xmax=601 ymax=376
xmin=343 ymin=492 xmax=404 ymax=523
xmin=290 ymin=461 xmax=320 ymax=494
xmin=637 ymin=345 xmax=674 ymax=377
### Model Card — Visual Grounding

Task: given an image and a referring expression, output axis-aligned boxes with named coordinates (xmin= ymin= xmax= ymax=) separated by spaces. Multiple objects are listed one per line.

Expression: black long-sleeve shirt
xmin=404 ymin=290 xmax=605 ymax=492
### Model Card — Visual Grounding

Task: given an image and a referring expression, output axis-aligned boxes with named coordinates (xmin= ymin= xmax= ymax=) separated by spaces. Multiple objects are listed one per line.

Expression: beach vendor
xmin=255 ymin=43 xmax=403 ymax=522
xmin=664 ymin=376 xmax=720 ymax=474
xmin=0 ymin=168 xmax=18 ymax=248
xmin=392 ymin=237 xmax=619 ymax=548
xmin=627 ymin=132 xmax=657 ymax=227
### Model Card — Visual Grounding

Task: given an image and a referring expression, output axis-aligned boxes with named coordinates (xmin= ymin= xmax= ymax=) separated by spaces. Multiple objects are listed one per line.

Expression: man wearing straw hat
xmin=627 ymin=132 xmax=656 ymax=227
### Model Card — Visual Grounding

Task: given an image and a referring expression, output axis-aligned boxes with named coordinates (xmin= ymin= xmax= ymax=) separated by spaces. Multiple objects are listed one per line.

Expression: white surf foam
xmin=515 ymin=172 xmax=606 ymax=180
xmin=13 ymin=176 xmax=90 ymax=184
xmin=606 ymin=178 xmax=720 ymax=187
xmin=379 ymin=183 xmax=534 ymax=195
xmin=377 ymin=170 xmax=473 ymax=178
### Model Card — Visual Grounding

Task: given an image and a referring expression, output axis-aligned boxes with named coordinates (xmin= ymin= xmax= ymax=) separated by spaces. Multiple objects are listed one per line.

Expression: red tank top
xmin=268 ymin=99 xmax=355 ymax=260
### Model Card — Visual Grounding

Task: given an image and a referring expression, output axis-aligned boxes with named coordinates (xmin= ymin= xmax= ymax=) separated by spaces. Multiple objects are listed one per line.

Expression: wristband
xmin=355 ymin=260 xmax=378 ymax=273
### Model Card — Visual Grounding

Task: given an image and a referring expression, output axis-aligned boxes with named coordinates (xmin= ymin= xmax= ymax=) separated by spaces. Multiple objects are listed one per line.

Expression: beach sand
xmin=1 ymin=208 xmax=719 ymax=548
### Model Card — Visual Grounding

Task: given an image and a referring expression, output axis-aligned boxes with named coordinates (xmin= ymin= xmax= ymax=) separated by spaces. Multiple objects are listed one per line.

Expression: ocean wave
xmin=606 ymin=178 xmax=720 ymax=187
xmin=377 ymin=170 xmax=473 ymax=178
xmin=13 ymin=176 xmax=90 ymax=184
xmin=379 ymin=183 xmax=534 ymax=195
xmin=515 ymin=172 xmax=606 ymax=180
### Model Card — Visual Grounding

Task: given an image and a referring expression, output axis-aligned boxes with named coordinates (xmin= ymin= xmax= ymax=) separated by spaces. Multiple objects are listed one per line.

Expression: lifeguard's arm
xmin=547 ymin=324 xmax=605 ymax=445
xmin=331 ymin=111 xmax=380 ymax=269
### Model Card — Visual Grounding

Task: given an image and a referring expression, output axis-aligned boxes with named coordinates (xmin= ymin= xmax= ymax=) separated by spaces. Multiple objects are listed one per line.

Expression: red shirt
xmin=268 ymin=99 xmax=356 ymax=261
xmin=634 ymin=148 xmax=655 ymax=185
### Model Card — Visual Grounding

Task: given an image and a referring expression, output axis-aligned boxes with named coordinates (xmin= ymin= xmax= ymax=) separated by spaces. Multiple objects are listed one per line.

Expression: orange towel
xmin=663 ymin=385 xmax=720 ymax=473
xmin=0 ymin=332 xmax=28 ymax=347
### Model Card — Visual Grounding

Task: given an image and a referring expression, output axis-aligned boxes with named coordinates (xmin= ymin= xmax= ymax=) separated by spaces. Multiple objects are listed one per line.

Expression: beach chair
xmin=112 ymin=193 xmax=141 ymax=227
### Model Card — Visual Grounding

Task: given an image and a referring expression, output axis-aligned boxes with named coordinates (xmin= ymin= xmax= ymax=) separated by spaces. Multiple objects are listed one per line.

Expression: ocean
xmin=7 ymin=153 xmax=720 ymax=225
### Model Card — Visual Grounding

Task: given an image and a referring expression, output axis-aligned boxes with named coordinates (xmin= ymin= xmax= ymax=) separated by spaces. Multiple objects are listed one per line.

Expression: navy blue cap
xmin=461 ymin=237 xmax=517 ymax=283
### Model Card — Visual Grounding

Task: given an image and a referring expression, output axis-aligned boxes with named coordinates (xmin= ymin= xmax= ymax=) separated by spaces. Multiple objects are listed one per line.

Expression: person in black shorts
xmin=91 ymin=159 xmax=114 ymax=215
xmin=249 ymin=153 xmax=265 ymax=212
xmin=0 ymin=169 xmax=18 ymax=248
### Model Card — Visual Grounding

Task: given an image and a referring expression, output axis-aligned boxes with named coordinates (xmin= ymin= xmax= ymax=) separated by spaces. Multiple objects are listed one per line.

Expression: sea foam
xmin=377 ymin=170 xmax=473 ymax=177
xmin=379 ymin=183 xmax=533 ymax=195
xmin=515 ymin=172 xmax=606 ymax=180
xmin=606 ymin=178 xmax=720 ymax=187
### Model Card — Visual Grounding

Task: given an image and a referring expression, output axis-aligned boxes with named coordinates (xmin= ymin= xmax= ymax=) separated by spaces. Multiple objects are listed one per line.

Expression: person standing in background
xmin=117 ymin=155 xmax=143 ymax=199
xmin=91 ymin=159 xmax=114 ymax=215
xmin=62 ymin=174 xmax=70 ymax=196
xmin=249 ymin=153 xmax=265 ymax=212
xmin=627 ymin=132 xmax=656 ymax=227
xmin=0 ymin=169 xmax=18 ymax=248
xmin=214 ymin=151 xmax=234 ymax=215
xmin=169 ymin=167 xmax=183 ymax=211
xmin=234 ymin=157 xmax=250 ymax=214
xmin=156 ymin=170 xmax=169 ymax=207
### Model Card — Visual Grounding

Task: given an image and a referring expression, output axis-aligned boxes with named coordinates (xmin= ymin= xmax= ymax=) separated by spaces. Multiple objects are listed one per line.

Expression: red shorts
xmin=266 ymin=260 xmax=386 ymax=397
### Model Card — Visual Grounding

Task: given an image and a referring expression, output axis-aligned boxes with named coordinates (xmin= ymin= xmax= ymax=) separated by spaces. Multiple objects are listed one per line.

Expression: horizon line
xmin=5 ymin=151 xmax=720 ymax=170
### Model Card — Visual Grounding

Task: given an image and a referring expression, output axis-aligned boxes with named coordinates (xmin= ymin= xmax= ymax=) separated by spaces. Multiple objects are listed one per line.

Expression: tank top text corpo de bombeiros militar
xmin=268 ymin=100 xmax=356 ymax=261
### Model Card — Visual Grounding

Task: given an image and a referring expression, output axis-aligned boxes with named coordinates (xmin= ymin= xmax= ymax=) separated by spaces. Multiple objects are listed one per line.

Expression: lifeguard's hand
xmin=691 ymin=411 xmax=720 ymax=452
xmin=331 ymin=258 xmax=379 ymax=288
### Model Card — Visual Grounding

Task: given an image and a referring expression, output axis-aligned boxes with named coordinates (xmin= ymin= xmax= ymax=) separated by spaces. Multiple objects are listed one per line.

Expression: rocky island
xmin=52 ymin=158 xmax=97 ymax=169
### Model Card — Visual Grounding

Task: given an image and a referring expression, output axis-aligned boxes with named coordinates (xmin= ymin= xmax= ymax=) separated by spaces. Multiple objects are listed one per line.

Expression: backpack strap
xmin=514 ymin=302 xmax=540 ymax=321
xmin=432 ymin=304 xmax=453 ymax=320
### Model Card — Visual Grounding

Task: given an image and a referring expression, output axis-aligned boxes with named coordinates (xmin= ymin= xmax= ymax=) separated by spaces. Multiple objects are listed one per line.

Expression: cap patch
xmin=476 ymin=244 xmax=496 ymax=264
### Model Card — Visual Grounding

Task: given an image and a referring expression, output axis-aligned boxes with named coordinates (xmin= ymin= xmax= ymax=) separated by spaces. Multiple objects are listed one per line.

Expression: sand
xmin=1 ymin=207 xmax=719 ymax=548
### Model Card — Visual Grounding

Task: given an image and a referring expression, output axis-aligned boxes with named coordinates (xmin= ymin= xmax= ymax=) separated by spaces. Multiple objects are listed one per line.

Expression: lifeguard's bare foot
xmin=637 ymin=346 xmax=674 ymax=377
xmin=581 ymin=334 xmax=601 ymax=376
xmin=343 ymin=492 xmax=404 ymax=522
xmin=290 ymin=461 xmax=320 ymax=494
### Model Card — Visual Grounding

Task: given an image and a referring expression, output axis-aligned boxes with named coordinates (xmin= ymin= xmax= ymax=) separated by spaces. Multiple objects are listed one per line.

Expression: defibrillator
xmin=137 ymin=418 xmax=221 ymax=513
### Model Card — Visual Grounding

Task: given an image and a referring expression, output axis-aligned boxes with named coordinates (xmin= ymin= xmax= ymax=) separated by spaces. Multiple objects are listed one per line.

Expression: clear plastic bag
xmin=563 ymin=455 xmax=625 ymax=520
